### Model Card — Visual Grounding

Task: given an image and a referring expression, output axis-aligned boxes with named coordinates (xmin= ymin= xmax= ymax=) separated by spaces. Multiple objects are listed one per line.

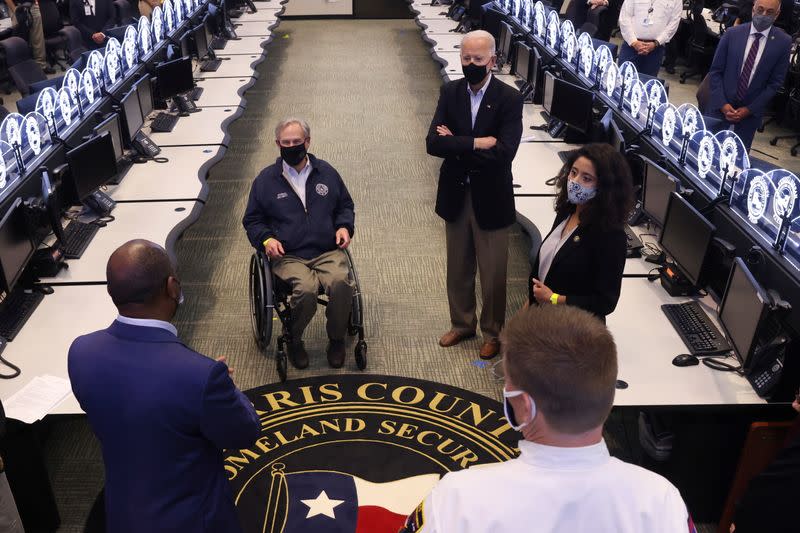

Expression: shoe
xmin=438 ymin=329 xmax=476 ymax=347
xmin=327 ymin=339 xmax=346 ymax=368
xmin=479 ymin=338 xmax=501 ymax=360
xmin=287 ymin=341 xmax=309 ymax=369
xmin=43 ymin=65 xmax=55 ymax=74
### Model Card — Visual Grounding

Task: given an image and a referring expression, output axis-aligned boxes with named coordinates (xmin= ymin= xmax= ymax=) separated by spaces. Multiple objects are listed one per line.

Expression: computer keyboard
xmin=211 ymin=36 xmax=227 ymax=50
xmin=191 ymin=86 xmax=204 ymax=101
xmin=661 ymin=301 xmax=732 ymax=355
xmin=62 ymin=220 xmax=100 ymax=259
xmin=0 ymin=288 xmax=44 ymax=341
xmin=200 ymin=58 xmax=222 ymax=72
xmin=151 ymin=112 xmax=179 ymax=133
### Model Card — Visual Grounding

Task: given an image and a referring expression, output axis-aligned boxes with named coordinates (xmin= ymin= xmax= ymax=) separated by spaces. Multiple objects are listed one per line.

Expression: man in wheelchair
xmin=243 ymin=118 xmax=355 ymax=369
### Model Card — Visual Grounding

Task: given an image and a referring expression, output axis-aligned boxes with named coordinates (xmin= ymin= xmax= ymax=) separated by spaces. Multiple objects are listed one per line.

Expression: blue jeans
xmin=618 ymin=41 xmax=666 ymax=78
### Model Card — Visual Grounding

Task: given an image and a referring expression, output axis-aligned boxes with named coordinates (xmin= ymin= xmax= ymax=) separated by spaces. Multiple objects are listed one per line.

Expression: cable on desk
xmin=702 ymin=355 xmax=742 ymax=374
xmin=545 ymin=176 xmax=557 ymax=186
xmin=0 ymin=353 xmax=20 ymax=379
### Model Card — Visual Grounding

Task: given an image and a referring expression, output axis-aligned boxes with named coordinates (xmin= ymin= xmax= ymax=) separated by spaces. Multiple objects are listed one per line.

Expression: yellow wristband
xmin=263 ymin=238 xmax=274 ymax=247
xmin=550 ymin=293 xmax=559 ymax=305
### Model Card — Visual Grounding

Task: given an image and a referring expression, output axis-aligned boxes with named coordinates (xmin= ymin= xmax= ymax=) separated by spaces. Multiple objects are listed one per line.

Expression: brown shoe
xmin=327 ymin=339 xmax=346 ymax=369
xmin=439 ymin=329 xmax=476 ymax=347
xmin=479 ymin=338 xmax=501 ymax=360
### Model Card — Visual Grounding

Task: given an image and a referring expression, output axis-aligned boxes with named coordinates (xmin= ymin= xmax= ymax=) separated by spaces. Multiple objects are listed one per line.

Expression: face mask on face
xmin=462 ymin=62 xmax=489 ymax=85
xmin=567 ymin=179 xmax=597 ymax=205
xmin=503 ymin=387 xmax=536 ymax=431
xmin=280 ymin=143 xmax=307 ymax=166
xmin=752 ymin=13 xmax=776 ymax=31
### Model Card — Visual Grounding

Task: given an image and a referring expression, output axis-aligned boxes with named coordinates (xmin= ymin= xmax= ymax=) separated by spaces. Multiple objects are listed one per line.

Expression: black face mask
xmin=280 ymin=143 xmax=307 ymax=166
xmin=462 ymin=62 xmax=489 ymax=85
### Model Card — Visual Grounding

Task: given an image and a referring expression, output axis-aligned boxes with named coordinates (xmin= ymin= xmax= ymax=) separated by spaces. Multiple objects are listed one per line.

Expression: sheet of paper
xmin=4 ymin=375 xmax=72 ymax=424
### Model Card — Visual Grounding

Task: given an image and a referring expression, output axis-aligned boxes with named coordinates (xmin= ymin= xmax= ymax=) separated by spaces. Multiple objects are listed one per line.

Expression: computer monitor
xmin=550 ymin=76 xmax=594 ymax=134
xmin=542 ymin=70 xmax=556 ymax=114
xmin=155 ymin=55 xmax=193 ymax=100
xmin=641 ymin=157 xmax=679 ymax=227
xmin=192 ymin=20 xmax=212 ymax=59
xmin=609 ymin=116 xmax=625 ymax=154
xmin=0 ymin=197 xmax=35 ymax=294
xmin=94 ymin=113 xmax=124 ymax=162
xmin=514 ymin=41 xmax=531 ymax=82
xmin=120 ymin=88 xmax=144 ymax=144
xmin=498 ymin=21 xmax=513 ymax=65
xmin=659 ymin=192 xmax=716 ymax=287
xmin=63 ymin=133 xmax=118 ymax=204
xmin=529 ymin=45 xmax=541 ymax=90
xmin=133 ymin=75 xmax=154 ymax=120
xmin=718 ymin=257 xmax=771 ymax=369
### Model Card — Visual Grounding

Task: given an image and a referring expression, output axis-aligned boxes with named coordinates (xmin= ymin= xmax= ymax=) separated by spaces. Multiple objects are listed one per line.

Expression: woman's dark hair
xmin=553 ymin=143 xmax=635 ymax=230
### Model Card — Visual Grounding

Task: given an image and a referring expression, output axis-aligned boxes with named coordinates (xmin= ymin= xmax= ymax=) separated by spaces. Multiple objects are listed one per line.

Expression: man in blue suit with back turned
xmin=707 ymin=0 xmax=791 ymax=151
xmin=68 ymin=240 xmax=260 ymax=533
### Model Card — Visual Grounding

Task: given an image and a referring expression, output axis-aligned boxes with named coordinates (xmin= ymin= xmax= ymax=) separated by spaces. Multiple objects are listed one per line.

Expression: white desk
xmin=234 ymin=20 xmax=281 ymax=37
xmin=0 ymin=285 xmax=118 ymax=417
xmin=515 ymin=196 xmax=654 ymax=277
xmin=215 ymin=35 xmax=271 ymax=56
xmin=108 ymin=146 xmax=224 ymax=202
xmin=194 ymin=76 xmax=254 ymax=107
xmin=236 ymin=8 xmax=282 ymax=22
xmin=40 ymin=201 xmax=202 ymax=284
xmin=523 ymin=103 xmax=549 ymax=131
xmin=411 ymin=4 xmax=451 ymax=19
xmin=147 ymin=106 xmax=242 ymax=147
xmin=195 ymin=54 xmax=263 ymax=79
xmin=512 ymin=142 xmax=579 ymax=195
xmin=432 ymin=49 xmax=460 ymax=69
xmin=610 ymin=278 xmax=764 ymax=406
xmin=419 ymin=18 xmax=461 ymax=35
xmin=423 ymin=32 xmax=463 ymax=51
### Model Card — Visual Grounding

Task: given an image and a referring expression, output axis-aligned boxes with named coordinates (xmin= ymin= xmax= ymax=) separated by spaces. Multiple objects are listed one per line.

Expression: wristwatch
xmin=550 ymin=293 xmax=559 ymax=305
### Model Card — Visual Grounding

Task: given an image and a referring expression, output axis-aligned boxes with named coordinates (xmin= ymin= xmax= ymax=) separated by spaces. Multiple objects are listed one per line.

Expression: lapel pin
xmin=486 ymin=104 xmax=492 ymax=109
xmin=573 ymin=235 xmax=581 ymax=243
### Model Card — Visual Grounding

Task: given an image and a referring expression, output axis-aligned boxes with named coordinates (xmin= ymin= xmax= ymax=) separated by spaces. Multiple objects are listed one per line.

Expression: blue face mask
xmin=567 ymin=179 xmax=597 ymax=205
xmin=752 ymin=13 xmax=775 ymax=32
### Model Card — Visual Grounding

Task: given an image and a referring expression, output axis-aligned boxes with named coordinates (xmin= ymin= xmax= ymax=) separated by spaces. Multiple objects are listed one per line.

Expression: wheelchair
xmin=248 ymin=247 xmax=367 ymax=381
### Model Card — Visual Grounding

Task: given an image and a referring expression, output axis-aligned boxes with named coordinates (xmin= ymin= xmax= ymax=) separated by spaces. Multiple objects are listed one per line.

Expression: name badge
xmin=84 ymin=4 xmax=93 ymax=15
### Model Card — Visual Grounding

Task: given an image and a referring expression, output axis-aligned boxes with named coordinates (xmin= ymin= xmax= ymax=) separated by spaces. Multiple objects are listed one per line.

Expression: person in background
xmin=69 ymin=0 xmax=115 ymax=48
xmin=528 ymin=144 xmax=633 ymax=322
xmin=4 ymin=0 xmax=55 ymax=73
xmin=401 ymin=305 xmax=695 ymax=533
xmin=734 ymin=0 xmax=792 ymax=28
xmin=566 ymin=0 xmax=608 ymax=33
xmin=426 ymin=30 xmax=523 ymax=361
xmin=0 ymin=400 xmax=22 ymax=533
xmin=617 ymin=0 xmax=683 ymax=76
xmin=68 ymin=240 xmax=260 ymax=533
xmin=707 ymin=0 xmax=791 ymax=151
xmin=138 ymin=0 xmax=160 ymax=18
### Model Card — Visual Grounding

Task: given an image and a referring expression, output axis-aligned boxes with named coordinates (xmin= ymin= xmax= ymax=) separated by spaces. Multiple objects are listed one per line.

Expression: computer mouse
xmin=672 ymin=354 xmax=699 ymax=367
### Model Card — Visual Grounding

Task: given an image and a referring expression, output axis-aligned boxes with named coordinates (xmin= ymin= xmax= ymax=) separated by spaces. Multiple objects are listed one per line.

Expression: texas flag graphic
xmin=271 ymin=470 xmax=439 ymax=533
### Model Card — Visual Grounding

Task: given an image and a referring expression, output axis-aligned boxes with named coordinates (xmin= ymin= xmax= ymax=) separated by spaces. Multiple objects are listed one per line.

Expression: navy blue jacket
xmin=242 ymin=154 xmax=355 ymax=259
xmin=68 ymin=321 xmax=260 ymax=533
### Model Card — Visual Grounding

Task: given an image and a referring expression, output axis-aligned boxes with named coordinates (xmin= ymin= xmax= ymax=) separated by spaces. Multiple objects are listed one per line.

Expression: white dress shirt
xmin=115 ymin=315 xmax=177 ymax=336
xmin=537 ymin=217 xmax=577 ymax=283
xmin=741 ymin=24 xmax=772 ymax=86
xmin=282 ymin=158 xmax=312 ymax=209
xmin=467 ymin=74 xmax=491 ymax=129
xmin=618 ymin=0 xmax=683 ymax=46
xmin=410 ymin=439 xmax=691 ymax=533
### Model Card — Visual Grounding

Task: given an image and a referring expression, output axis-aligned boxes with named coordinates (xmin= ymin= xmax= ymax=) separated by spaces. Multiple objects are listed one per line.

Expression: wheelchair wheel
xmin=249 ymin=252 xmax=274 ymax=354
xmin=354 ymin=340 xmax=367 ymax=370
xmin=276 ymin=345 xmax=288 ymax=382
xmin=344 ymin=248 xmax=365 ymax=339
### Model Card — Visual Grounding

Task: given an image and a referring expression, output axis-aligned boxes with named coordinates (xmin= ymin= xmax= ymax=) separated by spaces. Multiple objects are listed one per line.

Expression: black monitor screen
xmin=65 ymin=133 xmax=118 ymax=202
xmin=543 ymin=70 xmax=556 ymax=114
xmin=0 ymin=197 xmax=35 ymax=294
xmin=610 ymin=117 xmax=625 ymax=154
xmin=642 ymin=158 xmax=678 ymax=227
xmin=515 ymin=41 xmax=531 ymax=82
xmin=180 ymin=32 xmax=191 ymax=58
xmin=156 ymin=55 xmax=193 ymax=100
xmin=94 ymin=113 xmax=124 ymax=161
xmin=193 ymin=22 xmax=210 ymax=58
xmin=659 ymin=192 xmax=715 ymax=286
xmin=550 ymin=76 xmax=593 ymax=134
xmin=499 ymin=21 xmax=512 ymax=62
xmin=121 ymin=88 xmax=143 ymax=142
xmin=718 ymin=257 xmax=770 ymax=368
xmin=133 ymin=75 xmax=154 ymax=119
xmin=530 ymin=45 xmax=541 ymax=89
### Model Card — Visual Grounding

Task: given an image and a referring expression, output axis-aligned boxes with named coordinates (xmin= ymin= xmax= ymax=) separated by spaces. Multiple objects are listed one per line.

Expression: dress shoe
xmin=43 ymin=65 xmax=55 ymax=74
xmin=438 ymin=329 xmax=476 ymax=347
xmin=479 ymin=338 xmax=501 ymax=360
xmin=287 ymin=341 xmax=309 ymax=369
xmin=327 ymin=339 xmax=346 ymax=368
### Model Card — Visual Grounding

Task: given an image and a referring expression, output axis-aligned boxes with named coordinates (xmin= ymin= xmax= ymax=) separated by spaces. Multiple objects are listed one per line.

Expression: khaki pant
xmin=445 ymin=189 xmax=509 ymax=341
xmin=29 ymin=3 xmax=46 ymax=69
xmin=271 ymin=249 xmax=354 ymax=343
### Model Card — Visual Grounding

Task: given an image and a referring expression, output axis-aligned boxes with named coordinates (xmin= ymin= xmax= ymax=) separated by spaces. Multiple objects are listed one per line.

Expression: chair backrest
xmin=696 ymin=73 xmax=711 ymax=112
xmin=0 ymin=35 xmax=32 ymax=67
xmin=12 ymin=5 xmax=31 ymax=41
xmin=8 ymin=60 xmax=47 ymax=96
xmin=0 ymin=105 xmax=9 ymax=122
xmin=60 ymin=25 xmax=87 ymax=62
xmin=39 ymin=0 xmax=64 ymax=37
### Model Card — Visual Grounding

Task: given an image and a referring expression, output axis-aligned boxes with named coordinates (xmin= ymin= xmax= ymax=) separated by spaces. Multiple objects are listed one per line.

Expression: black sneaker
xmin=326 ymin=339 xmax=345 ymax=368
xmin=287 ymin=341 xmax=309 ymax=369
xmin=43 ymin=65 xmax=55 ymax=74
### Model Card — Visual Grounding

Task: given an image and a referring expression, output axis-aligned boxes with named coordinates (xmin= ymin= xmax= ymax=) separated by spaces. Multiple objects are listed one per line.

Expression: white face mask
xmin=503 ymin=387 xmax=536 ymax=431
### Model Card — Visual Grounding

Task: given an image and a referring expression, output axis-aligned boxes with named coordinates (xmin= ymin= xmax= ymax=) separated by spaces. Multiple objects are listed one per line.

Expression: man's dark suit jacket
xmin=528 ymin=212 xmax=627 ymax=321
xmin=426 ymin=76 xmax=524 ymax=231
xmin=68 ymin=320 xmax=261 ymax=533
xmin=69 ymin=0 xmax=115 ymax=48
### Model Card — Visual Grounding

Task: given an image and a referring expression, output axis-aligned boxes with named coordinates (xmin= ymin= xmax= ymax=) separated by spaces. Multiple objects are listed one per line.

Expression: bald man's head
xmin=107 ymin=240 xmax=177 ymax=311
xmin=461 ymin=30 xmax=496 ymax=58
xmin=754 ymin=0 xmax=781 ymax=17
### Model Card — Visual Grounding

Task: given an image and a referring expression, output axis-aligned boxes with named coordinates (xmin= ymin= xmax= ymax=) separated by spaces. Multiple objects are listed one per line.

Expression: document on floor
xmin=4 ymin=375 xmax=72 ymax=424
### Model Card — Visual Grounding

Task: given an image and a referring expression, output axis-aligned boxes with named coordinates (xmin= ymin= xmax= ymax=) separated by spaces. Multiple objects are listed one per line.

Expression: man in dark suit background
xmin=426 ymin=30 xmax=523 ymax=360
xmin=707 ymin=0 xmax=791 ymax=151
xmin=69 ymin=0 xmax=115 ymax=48
xmin=68 ymin=240 xmax=260 ymax=533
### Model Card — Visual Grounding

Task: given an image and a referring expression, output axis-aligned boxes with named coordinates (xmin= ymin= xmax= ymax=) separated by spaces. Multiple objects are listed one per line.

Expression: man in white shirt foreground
xmin=402 ymin=305 xmax=696 ymax=533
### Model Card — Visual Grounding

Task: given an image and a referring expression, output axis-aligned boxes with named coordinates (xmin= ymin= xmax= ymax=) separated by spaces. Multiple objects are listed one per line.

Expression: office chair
xmin=39 ymin=0 xmax=68 ymax=71
xmin=680 ymin=2 xmax=718 ymax=83
xmin=0 ymin=36 xmax=46 ymax=96
xmin=113 ymin=0 xmax=138 ymax=25
xmin=61 ymin=25 xmax=86 ymax=63
xmin=769 ymin=43 xmax=800 ymax=154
